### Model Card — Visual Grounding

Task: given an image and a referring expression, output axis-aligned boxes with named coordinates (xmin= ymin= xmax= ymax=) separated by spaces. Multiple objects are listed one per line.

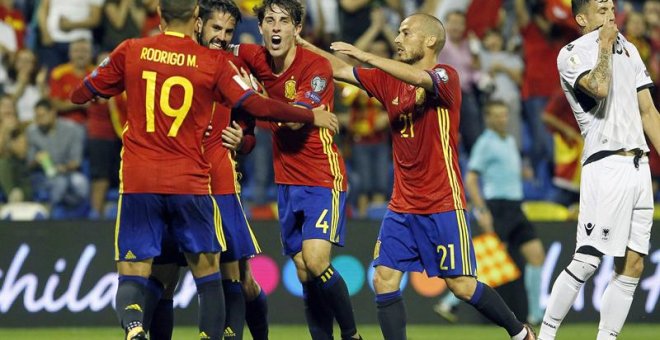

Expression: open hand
xmin=222 ymin=121 xmax=244 ymax=151
xmin=311 ymin=104 xmax=338 ymax=133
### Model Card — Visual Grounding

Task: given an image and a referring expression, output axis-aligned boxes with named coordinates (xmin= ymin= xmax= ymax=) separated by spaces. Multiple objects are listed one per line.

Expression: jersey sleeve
xmin=557 ymin=42 xmax=594 ymax=90
xmin=214 ymin=56 xmax=256 ymax=108
xmin=626 ymin=42 xmax=654 ymax=91
xmin=231 ymin=43 xmax=265 ymax=77
xmin=467 ymin=135 xmax=489 ymax=173
xmin=84 ymin=39 xmax=129 ymax=98
xmin=426 ymin=65 xmax=460 ymax=105
xmin=293 ymin=58 xmax=334 ymax=109
xmin=353 ymin=67 xmax=389 ymax=104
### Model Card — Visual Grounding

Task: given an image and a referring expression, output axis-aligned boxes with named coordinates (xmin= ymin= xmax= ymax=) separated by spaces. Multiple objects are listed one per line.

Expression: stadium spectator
xmin=437 ymin=10 xmax=484 ymax=153
xmin=338 ymin=0 xmax=374 ymax=44
xmin=27 ymin=98 xmax=88 ymax=211
xmin=100 ymin=0 xmax=147 ymax=51
xmin=542 ymin=90 xmax=582 ymax=207
xmin=86 ymin=53 xmax=122 ymax=219
xmin=0 ymin=0 xmax=26 ymax=49
xmin=0 ymin=19 xmax=17 ymax=90
xmin=514 ymin=0 xmax=576 ymax=178
xmin=0 ymin=94 xmax=30 ymax=202
xmin=4 ymin=48 xmax=47 ymax=123
xmin=36 ymin=0 xmax=102 ymax=70
xmin=47 ymin=38 xmax=94 ymax=125
xmin=540 ymin=0 xmax=660 ymax=338
xmin=478 ymin=28 xmax=524 ymax=149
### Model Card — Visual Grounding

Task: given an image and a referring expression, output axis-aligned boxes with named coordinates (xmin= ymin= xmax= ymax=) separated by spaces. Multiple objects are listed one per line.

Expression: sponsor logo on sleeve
xmin=433 ymin=68 xmax=449 ymax=83
xmin=568 ymin=54 xmax=582 ymax=67
xmin=311 ymin=76 xmax=327 ymax=93
xmin=304 ymin=91 xmax=321 ymax=104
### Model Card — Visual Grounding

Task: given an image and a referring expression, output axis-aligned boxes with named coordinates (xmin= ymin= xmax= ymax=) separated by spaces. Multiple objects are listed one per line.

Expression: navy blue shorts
xmin=215 ymin=193 xmax=261 ymax=262
xmin=278 ymin=185 xmax=346 ymax=256
xmin=373 ymin=209 xmax=477 ymax=277
xmin=115 ymin=194 xmax=224 ymax=262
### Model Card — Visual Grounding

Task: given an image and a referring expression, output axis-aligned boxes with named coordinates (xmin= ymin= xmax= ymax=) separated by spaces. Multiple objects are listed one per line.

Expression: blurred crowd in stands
xmin=0 ymin=0 xmax=658 ymax=220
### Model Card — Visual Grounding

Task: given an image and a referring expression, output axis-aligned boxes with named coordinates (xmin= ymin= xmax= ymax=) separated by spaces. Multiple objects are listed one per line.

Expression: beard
xmin=400 ymin=50 xmax=423 ymax=64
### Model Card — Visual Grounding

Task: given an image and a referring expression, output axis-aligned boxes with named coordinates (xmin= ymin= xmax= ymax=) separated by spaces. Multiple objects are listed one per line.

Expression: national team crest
xmin=311 ymin=76 xmax=327 ymax=93
xmin=284 ymin=78 xmax=297 ymax=100
xmin=415 ymin=87 xmax=426 ymax=105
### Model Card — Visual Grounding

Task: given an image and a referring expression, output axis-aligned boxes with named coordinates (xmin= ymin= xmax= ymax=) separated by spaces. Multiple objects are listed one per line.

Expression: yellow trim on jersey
xmin=437 ymin=108 xmax=472 ymax=275
xmin=118 ymin=145 xmax=126 ymax=194
xmin=234 ymin=193 xmax=262 ymax=254
xmin=319 ymin=128 xmax=344 ymax=192
xmin=164 ymin=31 xmax=185 ymax=38
xmin=229 ymin=154 xmax=242 ymax=194
xmin=114 ymin=194 xmax=123 ymax=261
xmin=331 ymin=188 xmax=340 ymax=242
xmin=211 ymin=196 xmax=226 ymax=250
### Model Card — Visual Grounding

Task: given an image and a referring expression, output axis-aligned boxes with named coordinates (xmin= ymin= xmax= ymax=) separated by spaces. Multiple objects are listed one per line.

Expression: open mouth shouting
xmin=271 ymin=35 xmax=283 ymax=49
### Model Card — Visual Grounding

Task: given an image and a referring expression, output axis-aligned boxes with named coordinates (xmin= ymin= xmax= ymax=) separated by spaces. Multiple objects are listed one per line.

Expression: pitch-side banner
xmin=0 ymin=220 xmax=658 ymax=327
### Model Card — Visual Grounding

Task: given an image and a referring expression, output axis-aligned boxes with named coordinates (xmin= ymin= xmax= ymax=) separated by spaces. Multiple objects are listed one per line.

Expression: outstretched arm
xmin=330 ymin=41 xmax=435 ymax=92
xmin=296 ymin=36 xmax=358 ymax=86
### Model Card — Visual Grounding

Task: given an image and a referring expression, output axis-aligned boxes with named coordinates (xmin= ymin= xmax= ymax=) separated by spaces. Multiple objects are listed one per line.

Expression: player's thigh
xmin=628 ymin=161 xmax=653 ymax=256
xmin=300 ymin=186 xmax=347 ymax=247
xmin=278 ymin=185 xmax=305 ymax=256
xmin=215 ymin=194 xmax=260 ymax=263
xmin=167 ymin=194 xmax=223 ymax=255
xmin=578 ymin=157 xmax=637 ymax=257
xmin=115 ymin=193 xmax=167 ymax=262
xmin=373 ymin=210 xmax=424 ymax=274
xmin=412 ymin=210 xmax=477 ymax=278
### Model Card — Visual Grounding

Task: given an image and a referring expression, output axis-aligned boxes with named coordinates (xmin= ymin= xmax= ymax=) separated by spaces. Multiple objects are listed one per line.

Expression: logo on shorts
xmin=602 ymin=228 xmax=610 ymax=241
xmin=584 ymin=223 xmax=595 ymax=236
xmin=373 ymin=240 xmax=381 ymax=260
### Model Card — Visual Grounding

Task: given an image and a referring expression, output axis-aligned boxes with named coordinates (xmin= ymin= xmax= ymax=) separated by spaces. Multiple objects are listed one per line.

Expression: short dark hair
xmin=572 ymin=0 xmax=591 ymax=16
xmin=254 ymin=0 xmax=304 ymax=26
xmin=34 ymin=98 xmax=54 ymax=111
xmin=484 ymin=100 xmax=508 ymax=115
xmin=160 ymin=0 xmax=197 ymax=23
xmin=198 ymin=0 xmax=241 ymax=24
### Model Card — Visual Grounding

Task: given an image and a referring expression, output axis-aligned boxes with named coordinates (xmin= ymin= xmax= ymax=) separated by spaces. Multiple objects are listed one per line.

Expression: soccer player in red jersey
xmin=231 ymin=1 xmax=361 ymax=339
xmin=70 ymin=1 xmax=338 ymax=339
xmin=145 ymin=1 xmax=269 ymax=339
xmin=300 ymin=13 xmax=537 ymax=340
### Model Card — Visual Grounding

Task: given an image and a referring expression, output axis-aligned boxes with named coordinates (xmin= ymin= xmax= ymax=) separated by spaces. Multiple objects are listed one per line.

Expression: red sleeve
xmin=215 ymin=56 xmax=313 ymax=123
xmin=85 ymin=40 xmax=129 ymax=98
xmin=292 ymin=58 xmax=334 ymax=110
xmin=353 ymin=66 xmax=390 ymax=105
xmin=426 ymin=65 xmax=460 ymax=106
xmin=233 ymin=44 xmax=266 ymax=77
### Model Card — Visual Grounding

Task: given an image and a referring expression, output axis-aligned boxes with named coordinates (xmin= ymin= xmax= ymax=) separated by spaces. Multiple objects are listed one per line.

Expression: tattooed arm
xmin=576 ymin=20 xmax=618 ymax=100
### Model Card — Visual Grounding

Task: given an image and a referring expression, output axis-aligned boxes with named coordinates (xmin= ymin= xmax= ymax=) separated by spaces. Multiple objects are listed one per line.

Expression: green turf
xmin=0 ymin=324 xmax=658 ymax=339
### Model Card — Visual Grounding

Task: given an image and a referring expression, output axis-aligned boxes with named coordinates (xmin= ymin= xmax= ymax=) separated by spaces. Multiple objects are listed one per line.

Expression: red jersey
xmin=86 ymin=99 xmax=119 ymax=140
xmin=235 ymin=44 xmax=347 ymax=191
xmin=49 ymin=63 xmax=94 ymax=124
xmin=520 ymin=23 xmax=564 ymax=99
xmin=83 ymin=32 xmax=256 ymax=194
xmin=354 ymin=65 xmax=466 ymax=214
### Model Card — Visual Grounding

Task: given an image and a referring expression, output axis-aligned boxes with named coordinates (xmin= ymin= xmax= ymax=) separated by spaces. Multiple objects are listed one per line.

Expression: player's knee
xmin=301 ymin=251 xmax=330 ymax=277
xmin=445 ymin=276 xmax=477 ymax=301
xmin=373 ymin=270 xmax=399 ymax=293
xmin=567 ymin=252 xmax=601 ymax=282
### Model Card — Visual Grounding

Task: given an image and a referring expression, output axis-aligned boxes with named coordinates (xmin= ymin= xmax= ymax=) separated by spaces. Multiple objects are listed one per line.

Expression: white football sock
xmin=597 ymin=274 xmax=639 ymax=340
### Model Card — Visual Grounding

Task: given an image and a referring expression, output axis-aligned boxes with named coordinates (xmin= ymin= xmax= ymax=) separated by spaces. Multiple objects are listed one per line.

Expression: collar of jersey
xmin=164 ymin=31 xmax=186 ymax=38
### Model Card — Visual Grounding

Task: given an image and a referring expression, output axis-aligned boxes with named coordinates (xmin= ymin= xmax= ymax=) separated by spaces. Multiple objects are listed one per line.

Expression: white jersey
xmin=557 ymin=30 xmax=653 ymax=163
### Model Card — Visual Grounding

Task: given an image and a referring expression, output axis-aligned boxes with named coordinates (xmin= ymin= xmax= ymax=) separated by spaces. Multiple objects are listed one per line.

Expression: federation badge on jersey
xmin=284 ymin=78 xmax=296 ymax=100
xmin=311 ymin=76 xmax=327 ymax=93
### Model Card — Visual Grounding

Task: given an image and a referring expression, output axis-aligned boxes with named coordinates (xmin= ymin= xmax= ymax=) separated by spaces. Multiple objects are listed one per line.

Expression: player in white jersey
xmin=539 ymin=1 xmax=660 ymax=340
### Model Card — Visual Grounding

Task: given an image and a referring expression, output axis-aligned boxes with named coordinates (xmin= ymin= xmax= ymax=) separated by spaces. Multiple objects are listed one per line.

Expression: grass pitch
xmin=0 ymin=324 xmax=658 ymax=339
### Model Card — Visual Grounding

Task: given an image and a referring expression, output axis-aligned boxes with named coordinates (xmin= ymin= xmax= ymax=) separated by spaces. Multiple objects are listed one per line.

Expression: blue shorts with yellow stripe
xmin=278 ymin=185 xmax=346 ymax=256
xmin=372 ymin=209 xmax=477 ymax=278
xmin=215 ymin=193 xmax=261 ymax=262
xmin=115 ymin=193 xmax=224 ymax=262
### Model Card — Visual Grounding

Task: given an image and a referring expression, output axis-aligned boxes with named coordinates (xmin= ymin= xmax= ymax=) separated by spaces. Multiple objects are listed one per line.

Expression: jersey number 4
xmin=142 ymin=70 xmax=193 ymax=137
